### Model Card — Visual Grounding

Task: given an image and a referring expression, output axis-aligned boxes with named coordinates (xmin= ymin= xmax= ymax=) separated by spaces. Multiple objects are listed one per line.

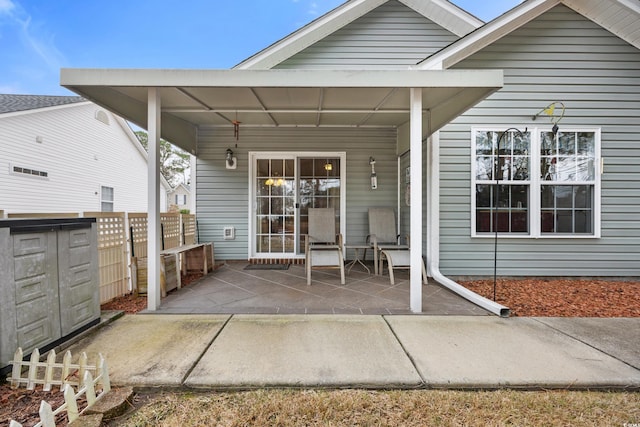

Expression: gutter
xmin=430 ymin=259 xmax=510 ymax=318
xmin=427 ymin=132 xmax=510 ymax=317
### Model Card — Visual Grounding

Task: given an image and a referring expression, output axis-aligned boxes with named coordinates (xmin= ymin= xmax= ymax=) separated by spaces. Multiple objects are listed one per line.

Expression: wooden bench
xmin=161 ymin=242 xmax=215 ymax=291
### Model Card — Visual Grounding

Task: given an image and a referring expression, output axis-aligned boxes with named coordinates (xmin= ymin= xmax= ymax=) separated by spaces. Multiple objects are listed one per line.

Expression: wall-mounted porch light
xmin=225 ymin=148 xmax=237 ymax=169
xmin=369 ymin=157 xmax=377 ymax=189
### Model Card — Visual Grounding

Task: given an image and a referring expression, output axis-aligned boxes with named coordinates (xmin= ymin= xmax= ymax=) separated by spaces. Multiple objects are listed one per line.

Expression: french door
xmin=250 ymin=152 xmax=345 ymax=259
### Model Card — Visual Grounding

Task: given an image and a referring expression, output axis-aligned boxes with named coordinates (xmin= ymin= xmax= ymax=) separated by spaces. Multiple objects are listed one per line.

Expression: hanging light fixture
xmin=324 ymin=162 xmax=333 ymax=171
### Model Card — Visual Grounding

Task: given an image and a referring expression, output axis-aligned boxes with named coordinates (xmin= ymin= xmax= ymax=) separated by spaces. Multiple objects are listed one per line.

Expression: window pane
xmin=512 ymin=157 xmax=529 ymax=180
xmin=540 ymin=185 xmax=594 ymax=234
xmin=557 ymin=132 xmax=576 ymax=155
xmin=257 ymin=159 xmax=269 ymax=176
xmin=476 ymin=130 xmax=530 ymax=183
xmin=475 ymin=184 xmax=529 ymax=233
xmin=576 ymin=158 xmax=594 ymax=181
xmin=101 ymin=186 xmax=114 ymax=201
xmin=578 ymin=132 xmax=595 ymax=155
xmin=574 ymin=185 xmax=592 ymax=209
xmin=540 ymin=132 xmax=556 ymax=156
xmin=476 ymin=131 xmax=493 ymax=155
xmin=475 ymin=157 xmax=493 ymax=180
xmin=476 ymin=184 xmax=492 ymax=208
xmin=555 ymin=186 xmax=573 ymax=208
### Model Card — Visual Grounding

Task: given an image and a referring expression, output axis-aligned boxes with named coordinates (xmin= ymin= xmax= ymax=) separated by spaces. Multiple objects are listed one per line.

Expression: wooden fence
xmin=1 ymin=211 xmax=199 ymax=304
xmin=85 ymin=212 xmax=129 ymax=304
xmin=9 ymin=347 xmax=110 ymax=427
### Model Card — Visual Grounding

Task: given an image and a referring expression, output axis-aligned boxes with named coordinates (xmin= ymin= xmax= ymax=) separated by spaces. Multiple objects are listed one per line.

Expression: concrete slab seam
xmin=382 ymin=315 xmax=427 ymax=386
xmin=530 ymin=318 xmax=640 ymax=374
xmin=179 ymin=314 xmax=234 ymax=385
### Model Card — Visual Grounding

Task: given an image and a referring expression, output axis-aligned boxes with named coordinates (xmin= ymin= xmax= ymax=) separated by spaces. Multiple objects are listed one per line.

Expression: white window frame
xmin=471 ymin=127 xmax=601 ymax=238
xmin=248 ymin=151 xmax=347 ymax=259
xmin=101 ymin=185 xmax=114 ymax=212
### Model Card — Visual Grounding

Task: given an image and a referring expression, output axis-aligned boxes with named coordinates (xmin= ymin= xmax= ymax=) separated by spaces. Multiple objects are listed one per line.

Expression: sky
xmin=0 ymin=0 xmax=523 ymax=96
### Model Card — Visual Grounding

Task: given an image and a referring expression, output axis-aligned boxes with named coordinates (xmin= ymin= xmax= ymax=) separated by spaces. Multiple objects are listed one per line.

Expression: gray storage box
xmin=1 ymin=218 xmax=100 ymax=369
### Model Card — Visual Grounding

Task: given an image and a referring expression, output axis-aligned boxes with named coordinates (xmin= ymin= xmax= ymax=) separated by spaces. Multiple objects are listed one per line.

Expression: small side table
xmin=344 ymin=244 xmax=371 ymax=274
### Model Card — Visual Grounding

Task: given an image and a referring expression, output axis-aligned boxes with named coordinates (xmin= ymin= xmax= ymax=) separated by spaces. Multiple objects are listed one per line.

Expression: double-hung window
xmin=101 ymin=186 xmax=114 ymax=212
xmin=472 ymin=128 xmax=600 ymax=238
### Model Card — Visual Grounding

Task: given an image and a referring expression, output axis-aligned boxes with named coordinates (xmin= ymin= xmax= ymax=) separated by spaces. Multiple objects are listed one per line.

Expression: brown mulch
xmin=100 ymin=271 xmax=204 ymax=314
xmin=459 ymin=278 xmax=640 ymax=317
xmin=0 ymin=384 xmax=87 ymax=427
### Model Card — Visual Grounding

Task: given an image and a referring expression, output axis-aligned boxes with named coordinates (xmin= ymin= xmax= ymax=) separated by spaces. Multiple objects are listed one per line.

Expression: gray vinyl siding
xmin=438 ymin=5 xmax=640 ymax=277
xmin=275 ymin=0 xmax=458 ymax=70
xmin=196 ymin=127 xmax=397 ymax=260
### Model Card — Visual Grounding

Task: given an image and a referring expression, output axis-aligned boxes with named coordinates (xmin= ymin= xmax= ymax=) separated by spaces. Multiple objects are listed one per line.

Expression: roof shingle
xmin=0 ymin=94 xmax=85 ymax=114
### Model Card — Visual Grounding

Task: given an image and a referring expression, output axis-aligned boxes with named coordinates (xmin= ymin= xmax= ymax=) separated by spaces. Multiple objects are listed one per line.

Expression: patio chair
xmin=305 ymin=208 xmax=345 ymax=285
xmin=366 ymin=207 xmax=408 ymax=275
xmin=379 ymin=249 xmax=427 ymax=286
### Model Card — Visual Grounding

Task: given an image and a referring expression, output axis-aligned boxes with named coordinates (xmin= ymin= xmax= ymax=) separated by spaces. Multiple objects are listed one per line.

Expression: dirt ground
xmin=3 ymin=277 xmax=639 ymax=425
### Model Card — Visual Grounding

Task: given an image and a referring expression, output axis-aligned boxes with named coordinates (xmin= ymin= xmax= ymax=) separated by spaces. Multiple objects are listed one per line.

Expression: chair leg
xmin=387 ymin=255 xmax=396 ymax=286
xmin=421 ymin=260 xmax=427 ymax=285
xmin=373 ymin=246 xmax=379 ymax=275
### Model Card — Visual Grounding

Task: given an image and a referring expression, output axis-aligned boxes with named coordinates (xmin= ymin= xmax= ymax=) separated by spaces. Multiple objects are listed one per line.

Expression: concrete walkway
xmin=64 ymin=314 xmax=640 ymax=390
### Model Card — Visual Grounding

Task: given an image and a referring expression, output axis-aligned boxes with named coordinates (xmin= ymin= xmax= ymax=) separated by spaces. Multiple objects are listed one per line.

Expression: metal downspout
xmin=427 ymin=131 xmax=510 ymax=317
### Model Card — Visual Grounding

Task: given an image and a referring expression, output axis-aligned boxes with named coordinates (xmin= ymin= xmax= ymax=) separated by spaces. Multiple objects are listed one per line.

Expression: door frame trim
xmin=248 ymin=151 xmax=347 ymax=260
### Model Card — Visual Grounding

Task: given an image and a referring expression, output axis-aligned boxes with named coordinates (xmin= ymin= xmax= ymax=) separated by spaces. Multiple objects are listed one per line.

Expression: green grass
xmin=114 ymin=389 xmax=639 ymax=426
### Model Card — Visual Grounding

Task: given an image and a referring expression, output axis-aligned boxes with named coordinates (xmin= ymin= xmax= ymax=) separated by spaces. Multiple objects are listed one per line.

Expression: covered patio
xmin=153 ymin=262 xmax=488 ymax=315
xmin=61 ymin=68 xmax=505 ymax=315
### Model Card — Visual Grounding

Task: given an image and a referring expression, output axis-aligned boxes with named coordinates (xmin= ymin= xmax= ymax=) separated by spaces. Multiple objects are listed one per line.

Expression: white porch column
xmin=147 ymin=88 xmax=162 ymax=311
xmin=409 ymin=88 xmax=423 ymax=313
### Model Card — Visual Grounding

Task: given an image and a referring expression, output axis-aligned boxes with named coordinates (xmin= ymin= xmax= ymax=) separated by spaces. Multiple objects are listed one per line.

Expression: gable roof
xmin=417 ymin=0 xmax=640 ymax=69
xmin=235 ymin=0 xmax=484 ymax=70
xmin=0 ymin=94 xmax=85 ymax=114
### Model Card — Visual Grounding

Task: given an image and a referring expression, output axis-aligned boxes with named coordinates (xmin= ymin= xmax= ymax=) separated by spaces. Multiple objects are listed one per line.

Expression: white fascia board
xmin=235 ymin=0 xmax=388 ymax=70
xmin=399 ymin=0 xmax=483 ymax=36
xmin=417 ymin=0 xmax=561 ymax=70
xmin=564 ymin=0 xmax=640 ymax=49
xmin=61 ymin=68 xmax=503 ymax=89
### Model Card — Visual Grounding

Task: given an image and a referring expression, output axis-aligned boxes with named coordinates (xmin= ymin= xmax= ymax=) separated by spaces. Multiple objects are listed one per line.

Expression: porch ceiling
xmin=60 ymin=68 xmax=503 ymax=154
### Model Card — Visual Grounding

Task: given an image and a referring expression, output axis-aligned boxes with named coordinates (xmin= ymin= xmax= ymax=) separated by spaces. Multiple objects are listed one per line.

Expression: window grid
xmin=474 ymin=130 xmax=531 ymax=234
xmin=472 ymin=128 xmax=599 ymax=238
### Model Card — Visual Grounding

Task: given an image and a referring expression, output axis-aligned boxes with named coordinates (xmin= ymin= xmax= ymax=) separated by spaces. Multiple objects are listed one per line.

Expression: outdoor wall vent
xmin=95 ymin=110 xmax=110 ymax=125
xmin=223 ymin=226 xmax=235 ymax=240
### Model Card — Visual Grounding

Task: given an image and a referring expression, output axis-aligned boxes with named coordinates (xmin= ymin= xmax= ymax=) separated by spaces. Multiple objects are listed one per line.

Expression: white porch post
xmin=409 ymin=88 xmax=423 ymax=313
xmin=147 ymin=88 xmax=162 ymax=311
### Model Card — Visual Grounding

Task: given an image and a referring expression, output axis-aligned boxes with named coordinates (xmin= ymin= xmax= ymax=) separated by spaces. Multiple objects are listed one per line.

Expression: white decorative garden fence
xmin=9 ymin=347 xmax=111 ymax=426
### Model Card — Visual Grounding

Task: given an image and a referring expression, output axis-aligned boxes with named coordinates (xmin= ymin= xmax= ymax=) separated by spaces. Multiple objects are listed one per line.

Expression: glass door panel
xmin=255 ymin=158 xmax=296 ymax=255
xmin=297 ymin=157 xmax=341 ymax=254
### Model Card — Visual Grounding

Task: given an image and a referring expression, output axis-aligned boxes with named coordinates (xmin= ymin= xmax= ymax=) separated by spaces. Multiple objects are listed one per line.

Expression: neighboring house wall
xmin=275 ymin=0 xmax=458 ymax=69
xmin=0 ymin=101 xmax=158 ymax=213
xmin=196 ymin=127 xmax=397 ymax=260
xmin=438 ymin=5 xmax=640 ymax=276
xmin=168 ymin=184 xmax=190 ymax=211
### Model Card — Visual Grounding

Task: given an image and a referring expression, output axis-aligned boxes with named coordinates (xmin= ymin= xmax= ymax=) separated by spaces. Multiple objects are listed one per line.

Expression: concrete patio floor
xmin=151 ymin=261 xmax=490 ymax=315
